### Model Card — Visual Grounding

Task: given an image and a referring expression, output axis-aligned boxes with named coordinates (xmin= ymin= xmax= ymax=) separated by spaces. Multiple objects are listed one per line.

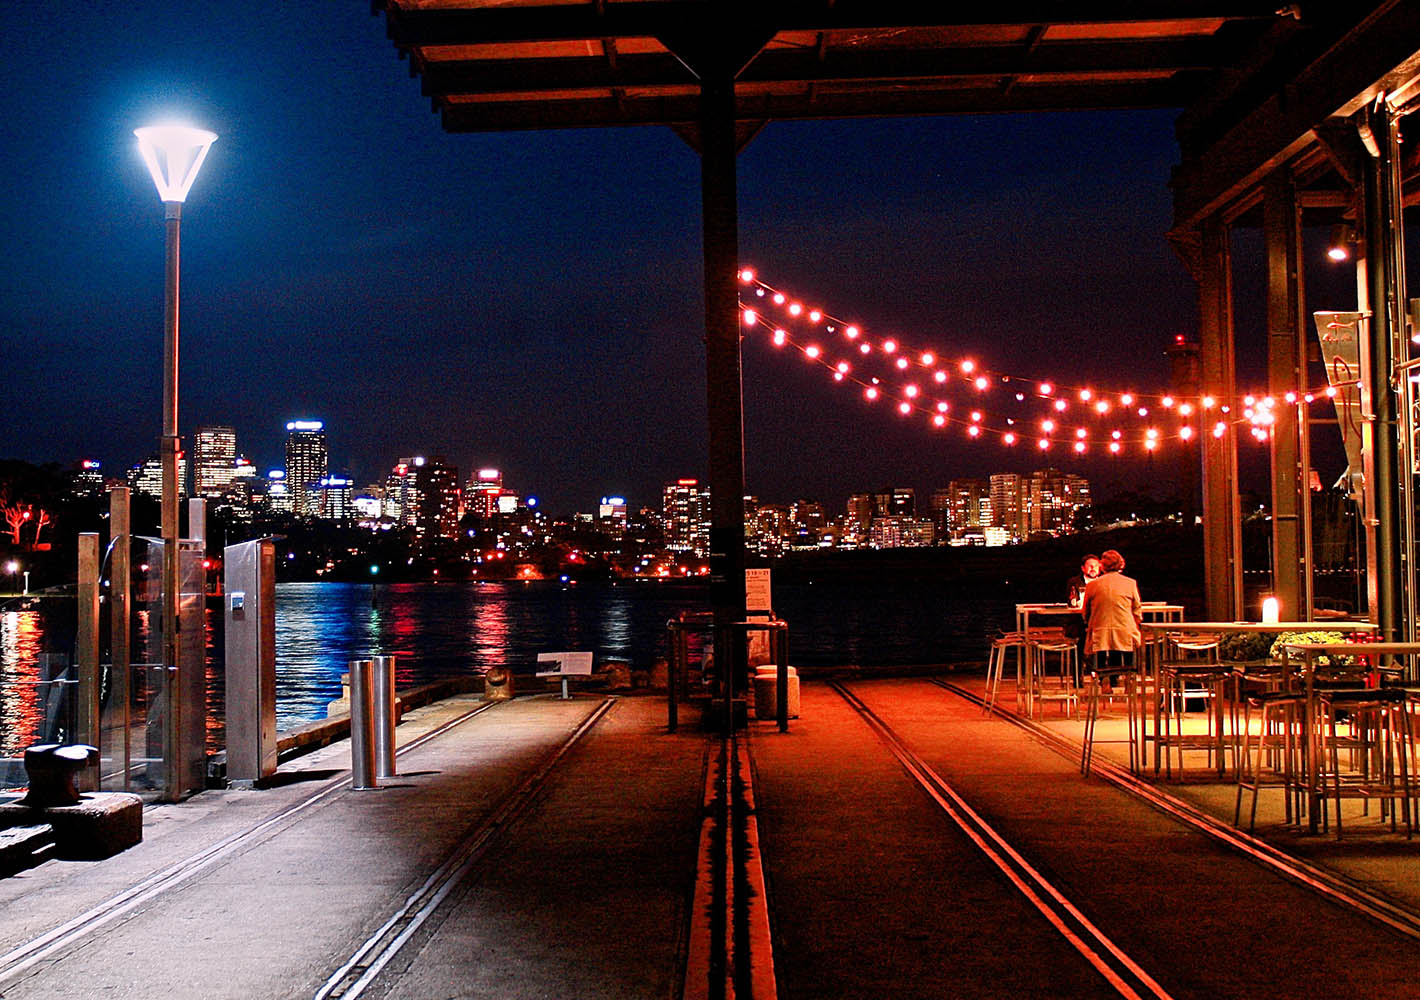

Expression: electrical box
xmin=223 ymin=538 xmax=277 ymax=784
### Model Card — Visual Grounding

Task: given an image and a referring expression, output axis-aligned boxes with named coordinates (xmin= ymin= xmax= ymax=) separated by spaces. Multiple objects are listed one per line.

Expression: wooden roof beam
xmin=1172 ymin=0 xmax=1420 ymax=233
xmin=383 ymin=2 xmax=1282 ymax=48
xmin=439 ymin=78 xmax=1190 ymax=132
xmin=420 ymin=37 xmax=1219 ymax=98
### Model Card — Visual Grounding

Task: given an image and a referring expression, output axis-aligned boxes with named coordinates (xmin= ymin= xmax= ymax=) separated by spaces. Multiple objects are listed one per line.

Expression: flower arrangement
xmin=1268 ymin=630 xmax=1355 ymax=667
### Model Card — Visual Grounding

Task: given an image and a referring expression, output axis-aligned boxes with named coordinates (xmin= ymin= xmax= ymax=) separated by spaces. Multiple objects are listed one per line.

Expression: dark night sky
xmin=1 ymin=3 xmax=1355 ymax=514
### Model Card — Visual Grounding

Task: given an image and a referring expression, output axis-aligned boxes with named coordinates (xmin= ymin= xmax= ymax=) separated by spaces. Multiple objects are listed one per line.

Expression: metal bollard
xmin=348 ymin=659 xmax=377 ymax=790
xmin=370 ymin=655 xmax=397 ymax=779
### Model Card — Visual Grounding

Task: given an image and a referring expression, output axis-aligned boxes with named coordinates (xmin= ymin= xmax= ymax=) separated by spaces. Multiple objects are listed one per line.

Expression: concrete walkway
xmin=0 ymin=676 xmax=1415 ymax=999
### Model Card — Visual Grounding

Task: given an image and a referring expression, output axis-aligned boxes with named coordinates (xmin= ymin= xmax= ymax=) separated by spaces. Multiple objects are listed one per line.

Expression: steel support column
xmin=1360 ymin=105 xmax=1407 ymax=641
xmin=1197 ymin=218 xmax=1244 ymax=620
xmin=1263 ymin=173 xmax=1306 ymax=620
xmin=698 ymin=70 xmax=747 ymax=672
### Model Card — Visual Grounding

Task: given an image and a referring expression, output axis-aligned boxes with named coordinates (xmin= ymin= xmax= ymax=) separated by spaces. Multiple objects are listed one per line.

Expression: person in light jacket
xmin=1082 ymin=548 xmax=1142 ymax=678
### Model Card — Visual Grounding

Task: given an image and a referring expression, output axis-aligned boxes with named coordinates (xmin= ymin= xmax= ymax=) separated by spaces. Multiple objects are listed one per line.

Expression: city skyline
xmin=4 ymin=3 xmax=1358 ymax=515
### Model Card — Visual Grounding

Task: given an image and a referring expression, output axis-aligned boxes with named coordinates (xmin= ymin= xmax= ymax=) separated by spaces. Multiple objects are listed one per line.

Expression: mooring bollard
xmin=348 ymin=659 xmax=377 ymax=790
xmin=371 ymin=655 xmax=397 ymax=779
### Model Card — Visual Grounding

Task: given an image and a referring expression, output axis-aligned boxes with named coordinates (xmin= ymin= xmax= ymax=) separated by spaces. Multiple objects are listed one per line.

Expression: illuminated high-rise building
xmin=284 ymin=420 xmax=328 ymax=517
xmin=1028 ymin=469 xmax=1091 ymax=535
xmin=943 ymin=479 xmax=991 ymax=533
xmin=317 ymin=476 xmax=355 ymax=523
xmin=662 ymin=478 xmax=710 ymax=556
xmin=598 ymin=496 xmax=629 ymax=532
xmin=70 ymin=459 xmax=105 ymax=499
xmin=128 ymin=454 xmax=188 ymax=500
xmin=193 ymin=425 xmax=237 ymax=498
xmin=392 ymin=457 xmax=460 ymax=538
xmin=989 ymin=473 xmax=1027 ymax=541
xmin=465 ymin=468 xmax=505 ymax=520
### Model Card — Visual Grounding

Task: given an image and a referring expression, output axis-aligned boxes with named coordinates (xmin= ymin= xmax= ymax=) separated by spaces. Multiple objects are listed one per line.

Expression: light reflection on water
xmin=2 ymin=578 xmax=1015 ymax=755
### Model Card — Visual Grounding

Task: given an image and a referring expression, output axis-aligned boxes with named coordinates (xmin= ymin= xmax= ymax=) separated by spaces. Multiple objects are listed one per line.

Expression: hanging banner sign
xmin=1312 ymin=311 xmax=1366 ymax=491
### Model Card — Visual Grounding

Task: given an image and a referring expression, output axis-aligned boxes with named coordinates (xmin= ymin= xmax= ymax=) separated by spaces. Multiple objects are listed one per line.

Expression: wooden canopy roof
xmin=373 ymin=3 xmax=1420 ymax=229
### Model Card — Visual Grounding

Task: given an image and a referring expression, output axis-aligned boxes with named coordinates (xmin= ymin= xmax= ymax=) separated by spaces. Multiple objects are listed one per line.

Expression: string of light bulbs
xmin=737 ymin=266 xmax=1359 ymax=454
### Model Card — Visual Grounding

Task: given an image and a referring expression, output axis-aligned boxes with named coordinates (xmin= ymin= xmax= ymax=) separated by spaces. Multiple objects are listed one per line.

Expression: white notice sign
xmin=536 ymin=651 xmax=595 ymax=676
xmin=745 ymin=568 xmax=773 ymax=613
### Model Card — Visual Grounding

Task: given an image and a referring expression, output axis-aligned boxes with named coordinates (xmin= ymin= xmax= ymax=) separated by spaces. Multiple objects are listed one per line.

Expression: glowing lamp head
xmin=966 ymin=424 xmax=980 ymax=439
xmin=864 ymin=387 xmax=879 ymax=401
xmin=1109 ymin=441 xmax=1121 ymax=454
xmin=773 ymin=293 xmax=785 ymax=305
xmin=1038 ymin=438 xmax=1050 ymax=450
xmin=920 ymin=352 xmax=934 ymax=366
xmin=1054 ymin=399 xmax=1067 ymax=412
xmin=859 ymin=343 xmax=871 ymax=355
xmin=904 ymin=384 xmax=919 ymax=398
xmin=896 ymin=357 xmax=909 ymax=370
xmin=134 ymin=124 xmax=217 ymax=203
xmin=836 ymin=361 xmax=850 ymax=374
xmin=1039 ymin=383 xmax=1053 ymax=396
xmin=808 ymin=309 xmax=822 ymax=323
xmin=772 ymin=329 xmax=787 ymax=346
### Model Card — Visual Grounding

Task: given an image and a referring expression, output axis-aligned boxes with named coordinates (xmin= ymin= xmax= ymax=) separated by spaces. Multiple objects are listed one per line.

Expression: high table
xmin=1137 ymin=621 xmax=1377 ymax=777
xmin=1280 ymin=640 xmax=1418 ymax=833
xmin=1014 ymin=603 xmax=1183 ymax=718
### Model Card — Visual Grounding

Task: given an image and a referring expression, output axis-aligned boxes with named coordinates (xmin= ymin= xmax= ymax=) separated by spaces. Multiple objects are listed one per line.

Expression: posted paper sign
xmin=745 ymin=568 xmax=773 ymax=613
xmin=536 ymin=651 xmax=594 ymax=676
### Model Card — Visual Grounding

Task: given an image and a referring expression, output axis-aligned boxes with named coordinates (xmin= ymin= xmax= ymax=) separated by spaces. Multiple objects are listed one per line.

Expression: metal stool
xmin=1031 ymin=639 xmax=1079 ymax=719
xmin=1234 ymin=690 xmax=1305 ymax=831
xmin=1080 ymin=669 xmax=1142 ymax=776
xmin=983 ymin=631 xmax=1025 ymax=716
xmin=1316 ymin=687 xmax=1414 ymax=839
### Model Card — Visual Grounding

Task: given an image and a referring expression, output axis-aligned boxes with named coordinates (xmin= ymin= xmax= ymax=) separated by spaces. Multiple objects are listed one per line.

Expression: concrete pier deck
xmin=0 ymin=675 xmax=1416 ymax=999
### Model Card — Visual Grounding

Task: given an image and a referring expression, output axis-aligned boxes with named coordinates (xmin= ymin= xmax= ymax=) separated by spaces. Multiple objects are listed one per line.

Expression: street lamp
xmin=135 ymin=122 xmax=216 ymax=801
xmin=4 ymin=560 xmax=17 ymax=595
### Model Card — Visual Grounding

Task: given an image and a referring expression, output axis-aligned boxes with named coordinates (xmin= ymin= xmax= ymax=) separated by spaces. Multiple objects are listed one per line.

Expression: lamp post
xmin=4 ymin=560 xmax=17 ymax=595
xmin=135 ymin=123 xmax=216 ymax=801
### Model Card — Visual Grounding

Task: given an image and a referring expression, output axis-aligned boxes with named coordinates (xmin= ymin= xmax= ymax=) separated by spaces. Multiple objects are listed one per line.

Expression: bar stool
xmin=1234 ymin=689 xmax=1305 ymax=831
xmin=1316 ymin=687 xmax=1414 ymax=839
xmin=1031 ymin=638 xmax=1079 ymax=718
xmin=1157 ymin=635 xmax=1229 ymax=779
xmin=1080 ymin=667 xmax=1142 ymax=776
xmin=983 ymin=631 xmax=1026 ymax=716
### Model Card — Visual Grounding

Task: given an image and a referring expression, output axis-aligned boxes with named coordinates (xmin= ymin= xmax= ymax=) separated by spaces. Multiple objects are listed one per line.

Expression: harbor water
xmin=0 ymin=577 xmax=1017 ymax=756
